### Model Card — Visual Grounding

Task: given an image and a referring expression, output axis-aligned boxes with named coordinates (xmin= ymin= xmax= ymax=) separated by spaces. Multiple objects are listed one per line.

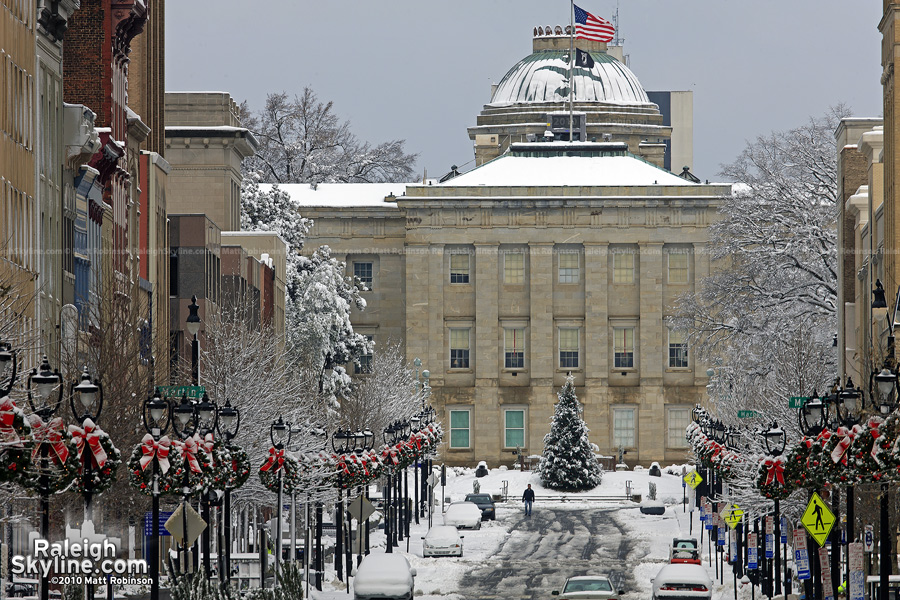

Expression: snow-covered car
xmin=443 ymin=502 xmax=483 ymax=529
xmin=651 ymin=564 xmax=713 ymax=600
xmin=551 ymin=575 xmax=622 ymax=599
xmin=353 ymin=552 xmax=417 ymax=600
xmin=421 ymin=525 xmax=464 ymax=557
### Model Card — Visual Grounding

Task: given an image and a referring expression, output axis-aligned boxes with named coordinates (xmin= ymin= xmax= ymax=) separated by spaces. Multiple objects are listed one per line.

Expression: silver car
xmin=422 ymin=525 xmax=464 ymax=557
xmin=552 ymin=575 xmax=622 ymax=600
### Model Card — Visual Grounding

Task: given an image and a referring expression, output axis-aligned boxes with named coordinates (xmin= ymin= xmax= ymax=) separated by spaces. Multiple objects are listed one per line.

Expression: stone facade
xmin=292 ymin=144 xmax=729 ymax=467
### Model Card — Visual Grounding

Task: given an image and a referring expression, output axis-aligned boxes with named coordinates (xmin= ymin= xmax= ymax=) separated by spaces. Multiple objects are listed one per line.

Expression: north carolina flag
xmin=574 ymin=5 xmax=615 ymax=43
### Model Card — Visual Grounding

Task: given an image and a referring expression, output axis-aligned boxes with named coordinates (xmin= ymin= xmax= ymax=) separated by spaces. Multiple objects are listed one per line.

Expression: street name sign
xmin=683 ymin=471 xmax=703 ymax=489
xmin=789 ymin=396 xmax=810 ymax=409
xmin=722 ymin=504 xmax=744 ymax=529
xmin=158 ymin=385 xmax=205 ymax=399
xmin=801 ymin=492 xmax=836 ymax=546
xmin=737 ymin=410 xmax=760 ymax=419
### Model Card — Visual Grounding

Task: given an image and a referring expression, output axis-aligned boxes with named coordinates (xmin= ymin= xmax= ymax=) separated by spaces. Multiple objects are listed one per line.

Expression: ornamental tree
xmin=538 ymin=377 xmax=602 ymax=491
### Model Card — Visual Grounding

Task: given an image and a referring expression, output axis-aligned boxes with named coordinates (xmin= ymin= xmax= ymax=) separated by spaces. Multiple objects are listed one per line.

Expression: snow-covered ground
xmin=307 ymin=464 xmax=752 ymax=599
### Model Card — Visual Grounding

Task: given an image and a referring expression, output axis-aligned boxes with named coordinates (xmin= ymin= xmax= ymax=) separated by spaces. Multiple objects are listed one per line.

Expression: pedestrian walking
xmin=522 ymin=484 xmax=535 ymax=516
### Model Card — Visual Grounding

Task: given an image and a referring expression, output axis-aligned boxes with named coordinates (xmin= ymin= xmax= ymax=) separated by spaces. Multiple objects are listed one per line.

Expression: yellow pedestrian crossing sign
xmin=801 ymin=492 xmax=835 ymax=547
xmin=722 ymin=504 xmax=744 ymax=529
xmin=684 ymin=471 xmax=703 ymax=489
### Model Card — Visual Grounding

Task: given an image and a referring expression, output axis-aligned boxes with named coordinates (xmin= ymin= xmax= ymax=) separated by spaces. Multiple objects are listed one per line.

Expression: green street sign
xmin=737 ymin=410 xmax=760 ymax=419
xmin=157 ymin=385 xmax=206 ymax=399
xmin=789 ymin=396 xmax=809 ymax=409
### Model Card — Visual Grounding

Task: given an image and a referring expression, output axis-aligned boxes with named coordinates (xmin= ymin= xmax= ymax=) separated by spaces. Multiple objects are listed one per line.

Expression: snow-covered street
xmin=309 ymin=465 xmax=749 ymax=600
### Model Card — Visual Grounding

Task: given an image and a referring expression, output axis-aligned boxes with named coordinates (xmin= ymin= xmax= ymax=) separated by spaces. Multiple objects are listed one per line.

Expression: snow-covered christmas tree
xmin=538 ymin=376 xmax=602 ymax=491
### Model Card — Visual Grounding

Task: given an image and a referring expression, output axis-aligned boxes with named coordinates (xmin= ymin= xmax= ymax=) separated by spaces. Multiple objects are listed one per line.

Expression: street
xmin=458 ymin=505 xmax=636 ymax=599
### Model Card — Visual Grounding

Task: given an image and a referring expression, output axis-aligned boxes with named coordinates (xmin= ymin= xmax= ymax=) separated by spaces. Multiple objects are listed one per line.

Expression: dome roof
xmin=490 ymin=50 xmax=651 ymax=106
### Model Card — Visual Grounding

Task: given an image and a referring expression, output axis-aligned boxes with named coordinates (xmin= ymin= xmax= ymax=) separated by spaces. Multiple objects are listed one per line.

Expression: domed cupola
xmin=468 ymin=26 xmax=672 ymax=169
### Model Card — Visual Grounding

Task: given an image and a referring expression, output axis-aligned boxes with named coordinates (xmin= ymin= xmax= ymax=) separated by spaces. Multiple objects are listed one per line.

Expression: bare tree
xmin=241 ymin=89 xmax=417 ymax=184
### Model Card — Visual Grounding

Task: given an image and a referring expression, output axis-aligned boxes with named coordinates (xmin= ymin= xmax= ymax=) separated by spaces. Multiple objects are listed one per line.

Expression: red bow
xmin=410 ymin=435 xmax=422 ymax=451
xmin=30 ymin=416 xmax=69 ymax=464
xmin=815 ymin=429 xmax=832 ymax=446
xmin=198 ymin=433 xmax=215 ymax=468
xmin=139 ymin=434 xmax=172 ymax=474
xmin=831 ymin=426 xmax=854 ymax=466
xmin=68 ymin=419 xmax=107 ymax=469
xmin=763 ymin=458 xmax=785 ymax=486
xmin=338 ymin=455 xmax=350 ymax=475
xmin=176 ymin=436 xmax=202 ymax=474
xmin=384 ymin=448 xmax=399 ymax=465
xmin=0 ymin=397 xmax=23 ymax=448
xmin=260 ymin=447 xmax=285 ymax=473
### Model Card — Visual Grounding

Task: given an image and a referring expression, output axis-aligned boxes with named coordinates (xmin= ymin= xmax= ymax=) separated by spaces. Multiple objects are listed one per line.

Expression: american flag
xmin=574 ymin=5 xmax=615 ymax=43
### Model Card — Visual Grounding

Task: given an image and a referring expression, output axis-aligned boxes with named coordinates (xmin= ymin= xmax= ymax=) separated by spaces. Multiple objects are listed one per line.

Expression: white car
xmin=422 ymin=525 xmax=464 ymax=557
xmin=552 ymin=575 xmax=622 ymax=599
xmin=443 ymin=501 xmax=483 ymax=529
xmin=651 ymin=564 xmax=713 ymax=600
xmin=353 ymin=553 xmax=417 ymax=600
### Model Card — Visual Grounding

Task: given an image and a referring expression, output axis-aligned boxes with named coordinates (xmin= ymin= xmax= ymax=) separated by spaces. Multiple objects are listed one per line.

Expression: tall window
xmin=504 ymin=328 xmax=525 ymax=369
xmin=667 ymin=408 xmax=690 ymax=449
xmin=613 ymin=407 xmax=636 ymax=448
xmin=614 ymin=327 xmax=634 ymax=369
xmin=355 ymin=335 xmax=374 ymax=374
xmin=450 ymin=253 xmax=470 ymax=284
xmin=558 ymin=251 xmax=579 ymax=283
xmin=354 ymin=261 xmax=373 ymax=290
xmin=613 ymin=252 xmax=634 ymax=284
xmin=505 ymin=409 xmax=525 ymax=448
xmin=504 ymin=251 xmax=525 ymax=284
xmin=559 ymin=328 xmax=579 ymax=369
xmin=449 ymin=410 xmax=471 ymax=448
xmin=450 ymin=328 xmax=470 ymax=369
xmin=668 ymin=328 xmax=688 ymax=368
xmin=668 ymin=252 xmax=689 ymax=284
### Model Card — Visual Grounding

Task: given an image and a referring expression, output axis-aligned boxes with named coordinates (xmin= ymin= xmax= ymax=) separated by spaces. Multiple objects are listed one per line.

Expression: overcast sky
xmin=166 ymin=1 xmax=883 ymax=182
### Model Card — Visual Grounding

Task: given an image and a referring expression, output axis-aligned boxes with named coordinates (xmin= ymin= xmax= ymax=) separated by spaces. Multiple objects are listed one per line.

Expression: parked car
xmin=551 ymin=575 xmax=622 ymax=599
xmin=669 ymin=537 xmax=701 ymax=564
xmin=6 ymin=580 xmax=36 ymax=598
xmin=443 ymin=502 xmax=483 ymax=529
xmin=421 ymin=525 xmax=464 ymax=557
xmin=353 ymin=552 xmax=417 ymax=600
xmin=464 ymin=493 xmax=496 ymax=520
xmin=651 ymin=564 xmax=713 ymax=600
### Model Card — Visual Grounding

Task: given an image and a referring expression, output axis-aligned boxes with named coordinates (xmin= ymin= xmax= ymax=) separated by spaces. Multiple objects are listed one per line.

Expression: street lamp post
xmin=331 ymin=429 xmax=353 ymax=582
xmin=762 ymin=422 xmax=787 ymax=598
xmin=27 ymin=356 xmax=63 ymax=600
xmin=270 ymin=417 xmax=290 ymax=583
xmin=872 ymin=363 xmax=898 ymax=600
xmin=186 ymin=295 xmax=201 ymax=386
xmin=194 ymin=393 xmax=218 ymax=580
xmin=171 ymin=393 xmax=199 ymax=575
xmin=216 ymin=399 xmax=240 ymax=590
xmin=142 ymin=388 xmax=172 ymax=600
xmin=383 ymin=422 xmax=397 ymax=553
xmin=798 ymin=392 xmax=827 ymax=600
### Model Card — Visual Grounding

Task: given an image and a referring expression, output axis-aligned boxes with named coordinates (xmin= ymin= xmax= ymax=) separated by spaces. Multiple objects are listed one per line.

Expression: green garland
xmin=0 ymin=398 xmax=34 ymax=486
xmin=783 ymin=433 xmax=829 ymax=490
xmin=127 ymin=436 xmax=186 ymax=497
xmin=68 ymin=422 xmax=121 ymax=495
xmin=223 ymin=442 xmax=251 ymax=490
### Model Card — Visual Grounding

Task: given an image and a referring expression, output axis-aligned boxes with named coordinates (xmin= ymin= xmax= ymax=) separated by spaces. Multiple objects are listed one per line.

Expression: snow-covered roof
xmin=261 ymin=183 xmax=407 ymax=208
xmin=442 ymin=148 xmax=694 ymax=187
xmin=490 ymin=49 xmax=651 ymax=106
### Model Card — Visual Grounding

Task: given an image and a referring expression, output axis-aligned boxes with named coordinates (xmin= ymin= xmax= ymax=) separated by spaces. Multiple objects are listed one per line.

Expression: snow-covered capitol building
xmin=283 ymin=30 xmax=731 ymax=467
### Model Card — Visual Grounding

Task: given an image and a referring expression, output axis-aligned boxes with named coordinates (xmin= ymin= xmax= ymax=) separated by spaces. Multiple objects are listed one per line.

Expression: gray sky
xmin=166 ymin=1 xmax=883 ymax=182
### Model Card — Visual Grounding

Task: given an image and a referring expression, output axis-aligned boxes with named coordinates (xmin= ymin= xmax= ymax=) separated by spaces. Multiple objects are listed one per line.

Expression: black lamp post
xmin=270 ymin=417 xmax=290 ymax=582
xmin=142 ymin=387 xmax=172 ymax=600
xmin=186 ymin=296 xmax=201 ymax=386
xmin=383 ymin=422 xmax=397 ymax=553
xmin=70 ymin=367 xmax=103 ymax=518
xmin=171 ymin=393 xmax=198 ymax=574
xmin=193 ymin=393 xmax=218 ymax=580
xmin=762 ymin=422 xmax=787 ymax=598
xmin=798 ymin=393 xmax=827 ymax=600
xmin=216 ymin=399 xmax=240 ymax=590
xmin=27 ymin=356 xmax=63 ymax=600
xmin=331 ymin=429 xmax=353 ymax=581
xmin=0 ymin=341 xmax=18 ymax=396
xmin=871 ymin=363 xmax=899 ymax=600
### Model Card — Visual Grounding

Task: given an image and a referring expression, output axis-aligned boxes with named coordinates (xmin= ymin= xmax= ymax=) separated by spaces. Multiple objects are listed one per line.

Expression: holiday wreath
xmin=25 ymin=415 xmax=78 ymax=493
xmin=127 ymin=434 xmax=186 ymax=496
xmin=0 ymin=397 xmax=33 ymax=485
xmin=68 ymin=419 xmax=121 ymax=494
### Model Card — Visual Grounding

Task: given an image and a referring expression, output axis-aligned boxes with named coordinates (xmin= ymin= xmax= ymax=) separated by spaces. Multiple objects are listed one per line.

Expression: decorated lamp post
xmin=216 ymin=398 xmax=242 ymax=590
xmin=69 ymin=367 xmax=103 ymax=518
xmin=383 ymin=422 xmax=397 ymax=553
xmin=798 ymin=393 xmax=827 ymax=600
xmin=171 ymin=393 xmax=199 ymax=574
xmin=186 ymin=296 xmax=201 ymax=386
xmin=193 ymin=393 xmax=219 ymax=580
xmin=761 ymin=422 xmax=787 ymax=598
xmin=27 ymin=356 xmax=63 ymax=600
xmin=332 ymin=429 xmax=353 ymax=581
xmin=872 ymin=363 xmax=898 ymax=600
xmin=270 ymin=416 xmax=290 ymax=581
xmin=141 ymin=388 xmax=172 ymax=600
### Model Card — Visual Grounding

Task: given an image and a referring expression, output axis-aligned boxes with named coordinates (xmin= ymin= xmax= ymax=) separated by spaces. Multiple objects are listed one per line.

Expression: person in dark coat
xmin=522 ymin=484 xmax=535 ymax=516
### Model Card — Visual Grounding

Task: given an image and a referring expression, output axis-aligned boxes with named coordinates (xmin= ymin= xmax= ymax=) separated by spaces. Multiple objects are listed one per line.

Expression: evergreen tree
xmin=539 ymin=376 xmax=602 ymax=491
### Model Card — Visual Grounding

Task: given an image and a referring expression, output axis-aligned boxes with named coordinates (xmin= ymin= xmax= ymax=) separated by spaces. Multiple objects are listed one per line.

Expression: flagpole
xmin=569 ymin=0 xmax=575 ymax=141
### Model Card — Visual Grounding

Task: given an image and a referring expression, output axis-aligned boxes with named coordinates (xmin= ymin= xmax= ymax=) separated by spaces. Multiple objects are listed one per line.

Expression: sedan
xmin=464 ymin=493 xmax=496 ymax=520
xmin=443 ymin=502 xmax=483 ymax=529
xmin=422 ymin=525 xmax=464 ymax=557
xmin=651 ymin=564 xmax=713 ymax=600
xmin=551 ymin=575 xmax=622 ymax=600
xmin=353 ymin=553 xmax=417 ymax=600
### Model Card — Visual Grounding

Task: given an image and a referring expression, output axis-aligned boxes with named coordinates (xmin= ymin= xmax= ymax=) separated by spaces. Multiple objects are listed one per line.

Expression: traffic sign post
xmin=722 ymin=504 xmax=744 ymax=529
xmin=794 ymin=528 xmax=811 ymax=580
xmin=748 ymin=532 xmax=758 ymax=569
xmin=801 ymin=492 xmax=836 ymax=546
xmin=765 ymin=515 xmax=774 ymax=559
xmin=684 ymin=471 xmax=703 ymax=489
xmin=864 ymin=525 xmax=874 ymax=553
